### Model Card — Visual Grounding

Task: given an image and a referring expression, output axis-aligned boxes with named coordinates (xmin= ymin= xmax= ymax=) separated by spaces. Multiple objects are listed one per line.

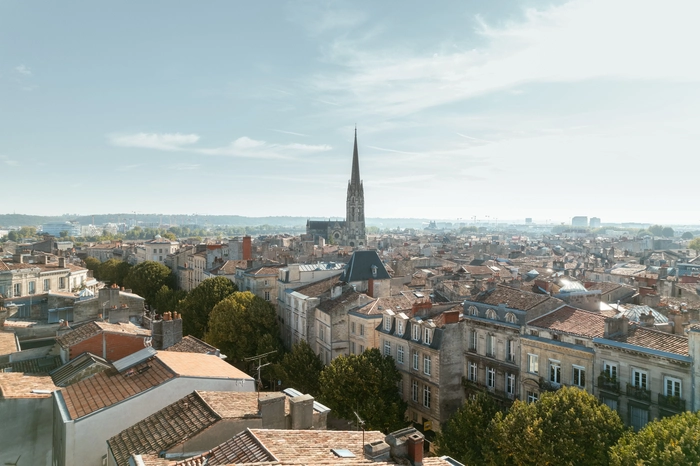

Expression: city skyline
xmin=2 ymin=0 xmax=699 ymax=224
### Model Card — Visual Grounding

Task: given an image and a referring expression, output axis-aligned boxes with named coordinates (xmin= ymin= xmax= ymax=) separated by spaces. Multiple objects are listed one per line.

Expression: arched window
xmin=468 ymin=305 xmax=478 ymax=316
xmin=505 ymin=312 xmax=517 ymax=324
xmin=486 ymin=309 xmax=498 ymax=320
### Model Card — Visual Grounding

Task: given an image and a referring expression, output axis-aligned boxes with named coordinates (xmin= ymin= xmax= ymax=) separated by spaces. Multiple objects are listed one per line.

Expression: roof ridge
xmin=193 ymin=390 xmax=224 ymax=420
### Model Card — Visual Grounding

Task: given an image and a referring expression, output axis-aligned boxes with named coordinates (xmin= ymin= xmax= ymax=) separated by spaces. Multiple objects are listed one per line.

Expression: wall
xmin=0 ymin=396 xmax=54 ymax=466
xmin=436 ymin=323 xmax=465 ymax=430
xmin=170 ymin=418 xmax=263 ymax=458
xmin=57 ymin=376 xmax=255 ymax=466
xmin=68 ymin=332 xmax=148 ymax=361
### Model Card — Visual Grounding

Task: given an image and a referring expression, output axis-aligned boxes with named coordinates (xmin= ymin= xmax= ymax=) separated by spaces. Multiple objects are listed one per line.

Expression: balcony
xmin=658 ymin=393 xmax=686 ymax=412
xmin=538 ymin=377 xmax=561 ymax=392
xmin=597 ymin=374 xmax=620 ymax=394
xmin=626 ymin=384 xmax=651 ymax=402
xmin=467 ymin=346 xmax=478 ymax=354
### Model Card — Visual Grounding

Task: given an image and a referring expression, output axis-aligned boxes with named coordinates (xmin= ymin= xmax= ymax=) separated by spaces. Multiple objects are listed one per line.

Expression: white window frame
xmin=468 ymin=362 xmax=477 ymax=382
xmin=505 ymin=312 xmax=517 ymax=324
xmin=506 ymin=339 xmax=515 ymax=363
xmin=469 ymin=329 xmax=478 ymax=351
xmin=423 ymin=385 xmax=431 ymax=408
xmin=486 ymin=309 xmax=497 ymax=320
xmin=412 ymin=351 xmax=419 ymax=370
xmin=412 ymin=380 xmax=418 ymax=402
xmin=469 ymin=305 xmax=478 ymax=316
xmin=424 ymin=328 xmax=432 ymax=345
xmin=528 ymin=354 xmax=539 ymax=374
xmin=604 ymin=361 xmax=618 ymax=379
xmin=549 ymin=359 xmax=561 ymax=385
xmin=351 ymin=322 xmax=356 ymax=334
xmin=664 ymin=376 xmax=681 ymax=398
xmin=359 ymin=324 xmax=364 ymax=336
xmin=397 ymin=345 xmax=404 ymax=364
xmin=412 ymin=324 xmax=420 ymax=341
xmin=397 ymin=320 xmax=404 ymax=336
xmin=527 ymin=391 xmax=539 ymax=403
xmin=632 ymin=368 xmax=648 ymax=390
xmin=384 ymin=316 xmax=392 ymax=331
xmin=506 ymin=373 xmax=516 ymax=395
xmin=572 ymin=365 xmax=585 ymax=387
xmin=486 ymin=367 xmax=496 ymax=388
xmin=486 ymin=334 xmax=496 ymax=357
xmin=384 ymin=340 xmax=391 ymax=356
xmin=350 ymin=341 xmax=356 ymax=354
xmin=423 ymin=354 xmax=431 ymax=376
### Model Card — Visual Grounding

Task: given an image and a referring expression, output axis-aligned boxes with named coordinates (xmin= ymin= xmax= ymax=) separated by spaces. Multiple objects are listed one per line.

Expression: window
xmin=294 ymin=316 xmax=299 ymax=330
xmin=505 ymin=312 xmax=517 ymax=324
xmin=632 ymin=368 xmax=648 ymax=389
xmin=486 ymin=334 xmax=496 ymax=357
xmin=424 ymin=355 xmax=431 ymax=376
xmin=351 ymin=322 xmax=356 ymax=334
xmin=359 ymin=325 xmax=365 ymax=336
xmin=264 ymin=279 xmax=269 ymax=286
xmin=506 ymin=339 xmax=515 ymax=363
xmin=552 ymin=333 xmax=560 ymax=341
xmin=319 ymin=324 xmax=325 ymax=342
xmin=397 ymin=320 xmax=404 ymax=336
xmin=384 ymin=316 xmax=392 ymax=331
xmin=468 ymin=305 xmax=478 ymax=316
xmin=629 ymin=405 xmax=649 ymax=431
xmin=527 ymin=391 xmax=539 ymax=403
xmin=469 ymin=329 xmax=478 ymax=352
xmin=264 ymin=291 xmax=270 ymax=301
xmin=486 ymin=367 xmax=495 ymax=388
xmin=604 ymin=361 xmax=618 ymax=379
xmin=664 ymin=376 xmax=681 ymax=398
xmin=412 ymin=324 xmax=420 ymax=341
xmin=573 ymin=365 xmax=586 ymax=387
xmin=423 ymin=385 xmax=431 ymax=408
xmin=506 ymin=373 xmax=516 ymax=395
xmin=575 ymin=339 xmax=585 ymax=346
xmin=530 ymin=330 xmax=539 ymax=337
xmin=13 ymin=283 xmax=21 ymax=297
xmin=360 ymin=344 xmax=364 ymax=353
xmin=43 ymin=279 xmax=50 ymax=292
xmin=351 ymin=341 xmax=356 ymax=354
xmin=424 ymin=328 xmax=432 ymax=345
xmin=397 ymin=345 xmax=404 ymax=364
xmin=486 ymin=309 xmax=497 ymax=320
xmin=28 ymin=281 xmax=35 ymax=294
xmin=602 ymin=397 xmax=618 ymax=412
xmin=412 ymin=351 xmax=419 ymax=370
xmin=384 ymin=340 xmax=391 ymax=356
xmin=549 ymin=360 xmax=561 ymax=385
xmin=412 ymin=380 xmax=418 ymax=402
xmin=468 ymin=362 xmax=477 ymax=382
xmin=528 ymin=354 xmax=539 ymax=374
xmin=59 ymin=277 xmax=66 ymax=289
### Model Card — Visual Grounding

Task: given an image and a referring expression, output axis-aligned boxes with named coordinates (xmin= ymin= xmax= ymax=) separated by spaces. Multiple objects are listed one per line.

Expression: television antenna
xmin=244 ymin=350 xmax=277 ymax=401
xmin=4 ymin=455 xmax=21 ymax=465
xmin=353 ymin=410 xmax=365 ymax=448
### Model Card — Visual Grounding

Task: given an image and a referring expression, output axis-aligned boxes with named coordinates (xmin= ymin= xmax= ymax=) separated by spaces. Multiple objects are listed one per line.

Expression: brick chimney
xmin=242 ymin=236 xmax=252 ymax=261
xmin=442 ymin=309 xmax=460 ymax=324
xmin=411 ymin=300 xmax=432 ymax=317
xmin=407 ymin=433 xmax=424 ymax=466
xmin=58 ymin=257 xmax=66 ymax=268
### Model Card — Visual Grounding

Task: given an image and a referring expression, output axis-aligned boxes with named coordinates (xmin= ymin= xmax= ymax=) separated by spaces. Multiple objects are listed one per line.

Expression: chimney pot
xmin=407 ymin=433 xmax=424 ymax=466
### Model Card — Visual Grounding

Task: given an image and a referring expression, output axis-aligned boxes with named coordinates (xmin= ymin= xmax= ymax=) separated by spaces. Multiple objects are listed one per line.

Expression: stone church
xmin=306 ymin=129 xmax=367 ymax=247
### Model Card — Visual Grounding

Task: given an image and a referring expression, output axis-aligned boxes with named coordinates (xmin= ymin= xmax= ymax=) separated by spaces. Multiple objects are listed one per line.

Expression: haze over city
xmin=2 ymin=0 xmax=699 ymax=225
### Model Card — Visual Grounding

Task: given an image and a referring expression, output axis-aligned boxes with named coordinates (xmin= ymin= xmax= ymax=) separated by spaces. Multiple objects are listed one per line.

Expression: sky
xmin=1 ymin=0 xmax=699 ymax=225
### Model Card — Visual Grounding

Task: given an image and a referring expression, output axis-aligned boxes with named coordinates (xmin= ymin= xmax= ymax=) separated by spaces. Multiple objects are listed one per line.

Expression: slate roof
xmin=56 ymin=321 xmax=150 ymax=348
xmin=293 ymin=274 xmax=342 ymax=297
xmin=50 ymin=352 xmax=112 ymax=386
xmin=165 ymin=335 xmax=219 ymax=354
xmin=0 ymin=355 xmax=62 ymax=374
xmin=339 ymin=250 xmax=391 ymax=282
xmin=610 ymin=326 xmax=689 ymax=356
xmin=528 ymin=306 xmax=607 ymax=338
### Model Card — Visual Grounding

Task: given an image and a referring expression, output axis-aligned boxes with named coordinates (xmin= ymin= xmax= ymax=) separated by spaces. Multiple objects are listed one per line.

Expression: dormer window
xmin=397 ymin=320 xmax=404 ymax=336
xmin=505 ymin=312 xmax=517 ymax=324
xmin=412 ymin=324 xmax=420 ymax=341
xmin=371 ymin=265 xmax=378 ymax=278
xmin=383 ymin=316 xmax=392 ymax=331
xmin=468 ymin=305 xmax=478 ymax=316
xmin=486 ymin=309 xmax=498 ymax=320
xmin=424 ymin=328 xmax=432 ymax=345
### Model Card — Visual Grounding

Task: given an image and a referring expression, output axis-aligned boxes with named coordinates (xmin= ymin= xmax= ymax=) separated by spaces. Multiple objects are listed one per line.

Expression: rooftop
xmin=0 ymin=330 xmax=19 ymax=356
xmin=154 ymin=351 xmax=250 ymax=379
xmin=472 ymin=284 xmax=563 ymax=311
xmin=165 ymin=335 xmax=219 ymax=354
xmin=339 ymin=250 xmax=391 ymax=282
xmin=529 ymin=305 xmax=607 ymax=338
xmin=0 ymin=373 xmax=58 ymax=399
xmin=56 ymin=321 xmax=151 ymax=348
xmin=610 ymin=325 xmax=689 ymax=356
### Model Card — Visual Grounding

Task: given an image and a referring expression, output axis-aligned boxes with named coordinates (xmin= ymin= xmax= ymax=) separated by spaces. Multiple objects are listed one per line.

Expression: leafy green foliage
xmin=97 ymin=259 xmax=132 ymax=287
xmin=681 ymin=231 xmax=694 ymax=240
xmin=83 ymin=257 xmax=101 ymax=275
xmin=205 ymin=291 xmax=284 ymax=367
xmin=609 ymin=411 xmax=700 ymax=465
xmin=152 ymin=285 xmax=187 ymax=315
xmin=648 ymin=224 xmax=664 ymax=236
xmin=180 ymin=277 xmax=237 ymax=338
xmin=435 ymin=392 xmax=502 ymax=465
xmin=123 ymin=261 xmax=176 ymax=305
xmin=319 ymin=348 xmax=407 ymax=433
xmin=689 ymin=237 xmax=700 ymax=252
xmin=486 ymin=386 xmax=625 ymax=466
xmin=275 ymin=340 xmax=324 ymax=396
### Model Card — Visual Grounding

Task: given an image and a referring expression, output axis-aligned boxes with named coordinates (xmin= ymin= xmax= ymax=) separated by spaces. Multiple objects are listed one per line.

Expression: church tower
xmin=345 ymin=128 xmax=366 ymax=247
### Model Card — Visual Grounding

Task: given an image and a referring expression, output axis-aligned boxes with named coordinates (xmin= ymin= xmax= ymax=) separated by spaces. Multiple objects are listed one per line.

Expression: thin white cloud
xmin=170 ymin=163 xmax=200 ymax=171
xmin=367 ymin=145 xmax=421 ymax=156
xmin=271 ymin=129 xmax=309 ymax=137
xmin=109 ymin=132 xmax=200 ymax=151
xmin=0 ymin=156 xmax=19 ymax=166
xmin=14 ymin=65 xmax=32 ymax=76
xmin=456 ymin=133 xmax=494 ymax=144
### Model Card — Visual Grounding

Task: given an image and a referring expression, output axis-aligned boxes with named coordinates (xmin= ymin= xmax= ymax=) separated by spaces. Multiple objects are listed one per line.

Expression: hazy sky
xmin=2 ymin=0 xmax=699 ymax=224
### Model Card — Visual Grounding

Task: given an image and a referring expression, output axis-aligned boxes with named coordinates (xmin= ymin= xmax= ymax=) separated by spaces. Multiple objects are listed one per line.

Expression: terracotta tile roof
xmin=0 ymin=331 xmax=19 ymax=356
xmin=178 ymin=428 xmax=277 ymax=465
xmin=108 ymin=391 xmax=221 ymax=466
xmin=474 ymin=284 xmax=563 ymax=311
xmin=316 ymin=290 xmax=365 ymax=313
xmin=197 ymin=391 xmax=263 ymax=418
xmin=0 ymin=355 xmax=62 ymax=374
xmin=293 ymin=275 xmax=341 ymax=297
xmin=610 ymin=325 xmax=689 ymax=356
xmin=155 ymin=352 xmax=252 ymax=379
xmin=60 ymin=356 xmax=175 ymax=419
xmin=352 ymin=293 xmax=417 ymax=316
xmin=529 ymin=306 xmax=606 ymax=338
xmin=0 ymin=373 xmax=58 ymax=398
xmin=210 ymin=260 xmax=248 ymax=275
xmin=586 ymin=282 xmax=623 ymax=294
xmin=56 ymin=321 xmax=150 ymax=348
xmin=165 ymin=335 xmax=218 ymax=354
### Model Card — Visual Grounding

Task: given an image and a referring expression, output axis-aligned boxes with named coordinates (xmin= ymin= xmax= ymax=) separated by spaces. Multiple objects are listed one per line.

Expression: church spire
xmin=350 ymin=126 xmax=361 ymax=187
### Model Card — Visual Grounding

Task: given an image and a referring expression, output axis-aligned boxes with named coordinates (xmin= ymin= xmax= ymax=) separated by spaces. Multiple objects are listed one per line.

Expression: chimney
xmin=58 ymin=257 xmax=66 ymax=268
xmin=364 ymin=440 xmax=391 ymax=462
xmin=407 ymin=433 xmax=424 ymax=466
xmin=289 ymin=394 xmax=314 ymax=430
xmin=604 ymin=315 xmax=629 ymax=338
xmin=639 ymin=311 xmax=655 ymax=327
xmin=259 ymin=392 xmax=286 ymax=429
xmin=442 ymin=309 xmax=460 ymax=324
xmin=243 ymin=236 xmax=252 ymax=261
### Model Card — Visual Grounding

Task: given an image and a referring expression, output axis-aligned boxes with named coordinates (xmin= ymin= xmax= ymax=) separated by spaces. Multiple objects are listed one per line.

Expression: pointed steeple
xmin=350 ymin=126 xmax=361 ymax=187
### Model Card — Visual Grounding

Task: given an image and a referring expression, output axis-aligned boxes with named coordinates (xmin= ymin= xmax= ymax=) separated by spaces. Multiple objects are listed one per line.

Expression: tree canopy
xmin=319 ymin=348 xmax=407 ymax=433
xmin=486 ymin=386 xmax=625 ymax=466
xmin=97 ymin=259 xmax=132 ymax=287
xmin=180 ymin=276 xmax=237 ymax=338
xmin=205 ymin=291 xmax=284 ymax=368
xmin=123 ymin=261 xmax=176 ymax=305
xmin=609 ymin=411 xmax=700 ymax=466
xmin=681 ymin=231 xmax=694 ymax=240
xmin=435 ymin=392 xmax=503 ymax=465
xmin=275 ymin=340 xmax=324 ymax=396
xmin=689 ymin=237 xmax=700 ymax=252
xmin=151 ymin=285 xmax=187 ymax=316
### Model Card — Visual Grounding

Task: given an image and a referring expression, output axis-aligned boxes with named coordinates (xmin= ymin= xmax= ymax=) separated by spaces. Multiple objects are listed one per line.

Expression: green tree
xmin=180 ymin=277 xmax=237 ymax=338
xmin=84 ymin=257 xmax=101 ymax=276
xmin=205 ymin=291 xmax=284 ymax=367
xmin=123 ymin=261 xmax=175 ymax=305
xmin=152 ymin=285 xmax=187 ymax=315
xmin=661 ymin=227 xmax=675 ymax=238
xmin=486 ymin=386 xmax=625 ymax=466
xmin=319 ymin=348 xmax=407 ymax=433
xmin=648 ymin=224 xmax=664 ymax=236
xmin=689 ymin=237 xmax=700 ymax=253
xmin=609 ymin=411 xmax=700 ymax=465
xmin=97 ymin=259 xmax=132 ymax=286
xmin=681 ymin=231 xmax=694 ymax=240
xmin=435 ymin=392 xmax=502 ymax=465
xmin=275 ymin=340 xmax=323 ymax=396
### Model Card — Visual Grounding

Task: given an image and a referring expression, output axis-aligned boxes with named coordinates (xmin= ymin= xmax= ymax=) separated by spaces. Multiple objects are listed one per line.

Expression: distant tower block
xmin=572 ymin=216 xmax=588 ymax=227
xmin=589 ymin=217 xmax=601 ymax=228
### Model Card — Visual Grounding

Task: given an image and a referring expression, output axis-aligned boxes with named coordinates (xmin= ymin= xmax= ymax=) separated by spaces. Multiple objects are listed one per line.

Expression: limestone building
xmin=306 ymin=129 xmax=367 ymax=247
